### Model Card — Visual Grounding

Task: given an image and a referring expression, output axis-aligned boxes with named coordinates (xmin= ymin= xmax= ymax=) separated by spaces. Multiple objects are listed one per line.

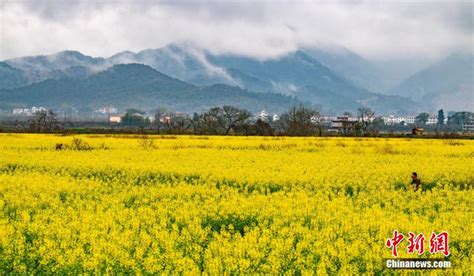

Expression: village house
xmin=256 ymin=110 xmax=269 ymax=121
xmin=96 ymin=106 xmax=118 ymax=114
xmin=330 ymin=116 xmax=358 ymax=132
xmin=108 ymin=115 xmax=122 ymax=123
xmin=382 ymin=115 xmax=416 ymax=125
xmin=12 ymin=106 xmax=47 ymax=116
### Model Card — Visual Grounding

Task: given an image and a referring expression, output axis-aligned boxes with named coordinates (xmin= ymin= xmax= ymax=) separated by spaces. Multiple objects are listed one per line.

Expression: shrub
xmin=376 ymin=144 xmax=399 ymax=154
xmin=138 ymin=135 xmax=155 ymax=150
xmin=69 ymin=138 xmax=92 ymax=151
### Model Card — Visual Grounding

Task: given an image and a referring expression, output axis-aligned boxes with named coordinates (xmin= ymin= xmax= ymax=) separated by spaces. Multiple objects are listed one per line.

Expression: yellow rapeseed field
xmin=0 ymin=134 xmax=472 ymax=273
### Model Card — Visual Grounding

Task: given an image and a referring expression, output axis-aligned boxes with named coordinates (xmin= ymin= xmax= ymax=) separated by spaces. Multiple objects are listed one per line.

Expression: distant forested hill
xmin=0 ymin=64 xmax=300 ymax=113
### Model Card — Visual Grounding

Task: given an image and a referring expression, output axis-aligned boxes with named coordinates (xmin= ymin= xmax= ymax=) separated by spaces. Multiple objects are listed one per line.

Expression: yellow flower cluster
xmin=0 ymin=134 xmax=472 ymax=273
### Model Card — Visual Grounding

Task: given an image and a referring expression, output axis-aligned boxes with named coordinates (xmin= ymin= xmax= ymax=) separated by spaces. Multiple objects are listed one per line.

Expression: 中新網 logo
xmin=386 ymin=230 xmax=450 ymax=257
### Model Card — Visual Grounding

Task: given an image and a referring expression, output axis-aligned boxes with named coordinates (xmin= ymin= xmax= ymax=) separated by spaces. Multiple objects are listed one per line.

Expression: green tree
xmin=369 ymin=117 xmax=385 ymax=136
xmin=121 ymin=109 xmax=149 ymax=127
xmin=437 ymin=109 xmax=445 ymax=126
xmin=415 ymin=112 xmax=430 ymax=126
xmin=448 ymin=112 xmax=473 ymax=126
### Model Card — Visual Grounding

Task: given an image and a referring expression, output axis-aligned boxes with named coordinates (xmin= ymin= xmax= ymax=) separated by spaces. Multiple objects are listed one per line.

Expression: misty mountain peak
xmin=104 ymin=63 xmax=159 ymax=76
xmin=0 ymin=61 xmax=17 ymax=70
xmin=54 ymin=50 xmax=87 ymax=59
xmin=109 ymin=50 xmax=136 ymax=59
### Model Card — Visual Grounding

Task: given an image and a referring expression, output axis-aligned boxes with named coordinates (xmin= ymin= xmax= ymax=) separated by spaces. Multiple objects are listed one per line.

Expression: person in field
xmin=411 ymin=172 xmax=421 ymax=191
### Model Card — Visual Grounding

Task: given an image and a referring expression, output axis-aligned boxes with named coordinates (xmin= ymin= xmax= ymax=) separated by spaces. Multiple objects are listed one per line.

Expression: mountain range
xmin=1 ymin=45 xmax=471 ymax=114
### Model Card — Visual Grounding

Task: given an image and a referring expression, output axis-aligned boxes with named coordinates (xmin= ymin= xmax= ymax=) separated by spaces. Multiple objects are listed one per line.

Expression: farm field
xmin=0 ymin=134 xmax=472 ymax=273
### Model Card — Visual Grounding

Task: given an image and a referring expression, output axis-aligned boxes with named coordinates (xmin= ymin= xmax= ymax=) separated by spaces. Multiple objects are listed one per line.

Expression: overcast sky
xmin=0 ymin=0 xmax=472 ymax=60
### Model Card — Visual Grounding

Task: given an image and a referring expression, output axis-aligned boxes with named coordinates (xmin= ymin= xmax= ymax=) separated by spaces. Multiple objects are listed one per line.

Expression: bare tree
xmin=153 ymin=107 xmax=171 ymax=133
xmin=282 ymin=105 xmax=320 ymax=136
xmin=196 ymin=106 xmax=251 ymax=135
xmin=273 ymin=113 xmax=289 ymax=135
xmin=197 ymin=107 xmax=222 ymax=134
xmin=169 ymin=113 xmax=192 ymax=134
xmin=339 ymin=111 xmax=353 ymax=136
xmin=221 ymin=105 xmax=252 ymax=135
xmin=311 ymin=112 xmax=324 ymax=136
xmin=357 ymin=107 xmax=375 ymax=136
xmin=29 ymin=109 xmax=61 ymax=132
xmin=255 ymin=119 xmax=274 ymax=136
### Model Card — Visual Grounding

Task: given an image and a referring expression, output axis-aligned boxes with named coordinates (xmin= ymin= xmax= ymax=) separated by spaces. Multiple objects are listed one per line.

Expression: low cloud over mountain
xmin=1 ymin=47 xmax=424 ymax=114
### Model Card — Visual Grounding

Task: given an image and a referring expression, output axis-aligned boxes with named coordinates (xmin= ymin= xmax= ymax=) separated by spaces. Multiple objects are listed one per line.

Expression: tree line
xmin=6 ymin=106 xmax=473 ymax=136
xmin=119 ymin=106 xmax=473 ymax=136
